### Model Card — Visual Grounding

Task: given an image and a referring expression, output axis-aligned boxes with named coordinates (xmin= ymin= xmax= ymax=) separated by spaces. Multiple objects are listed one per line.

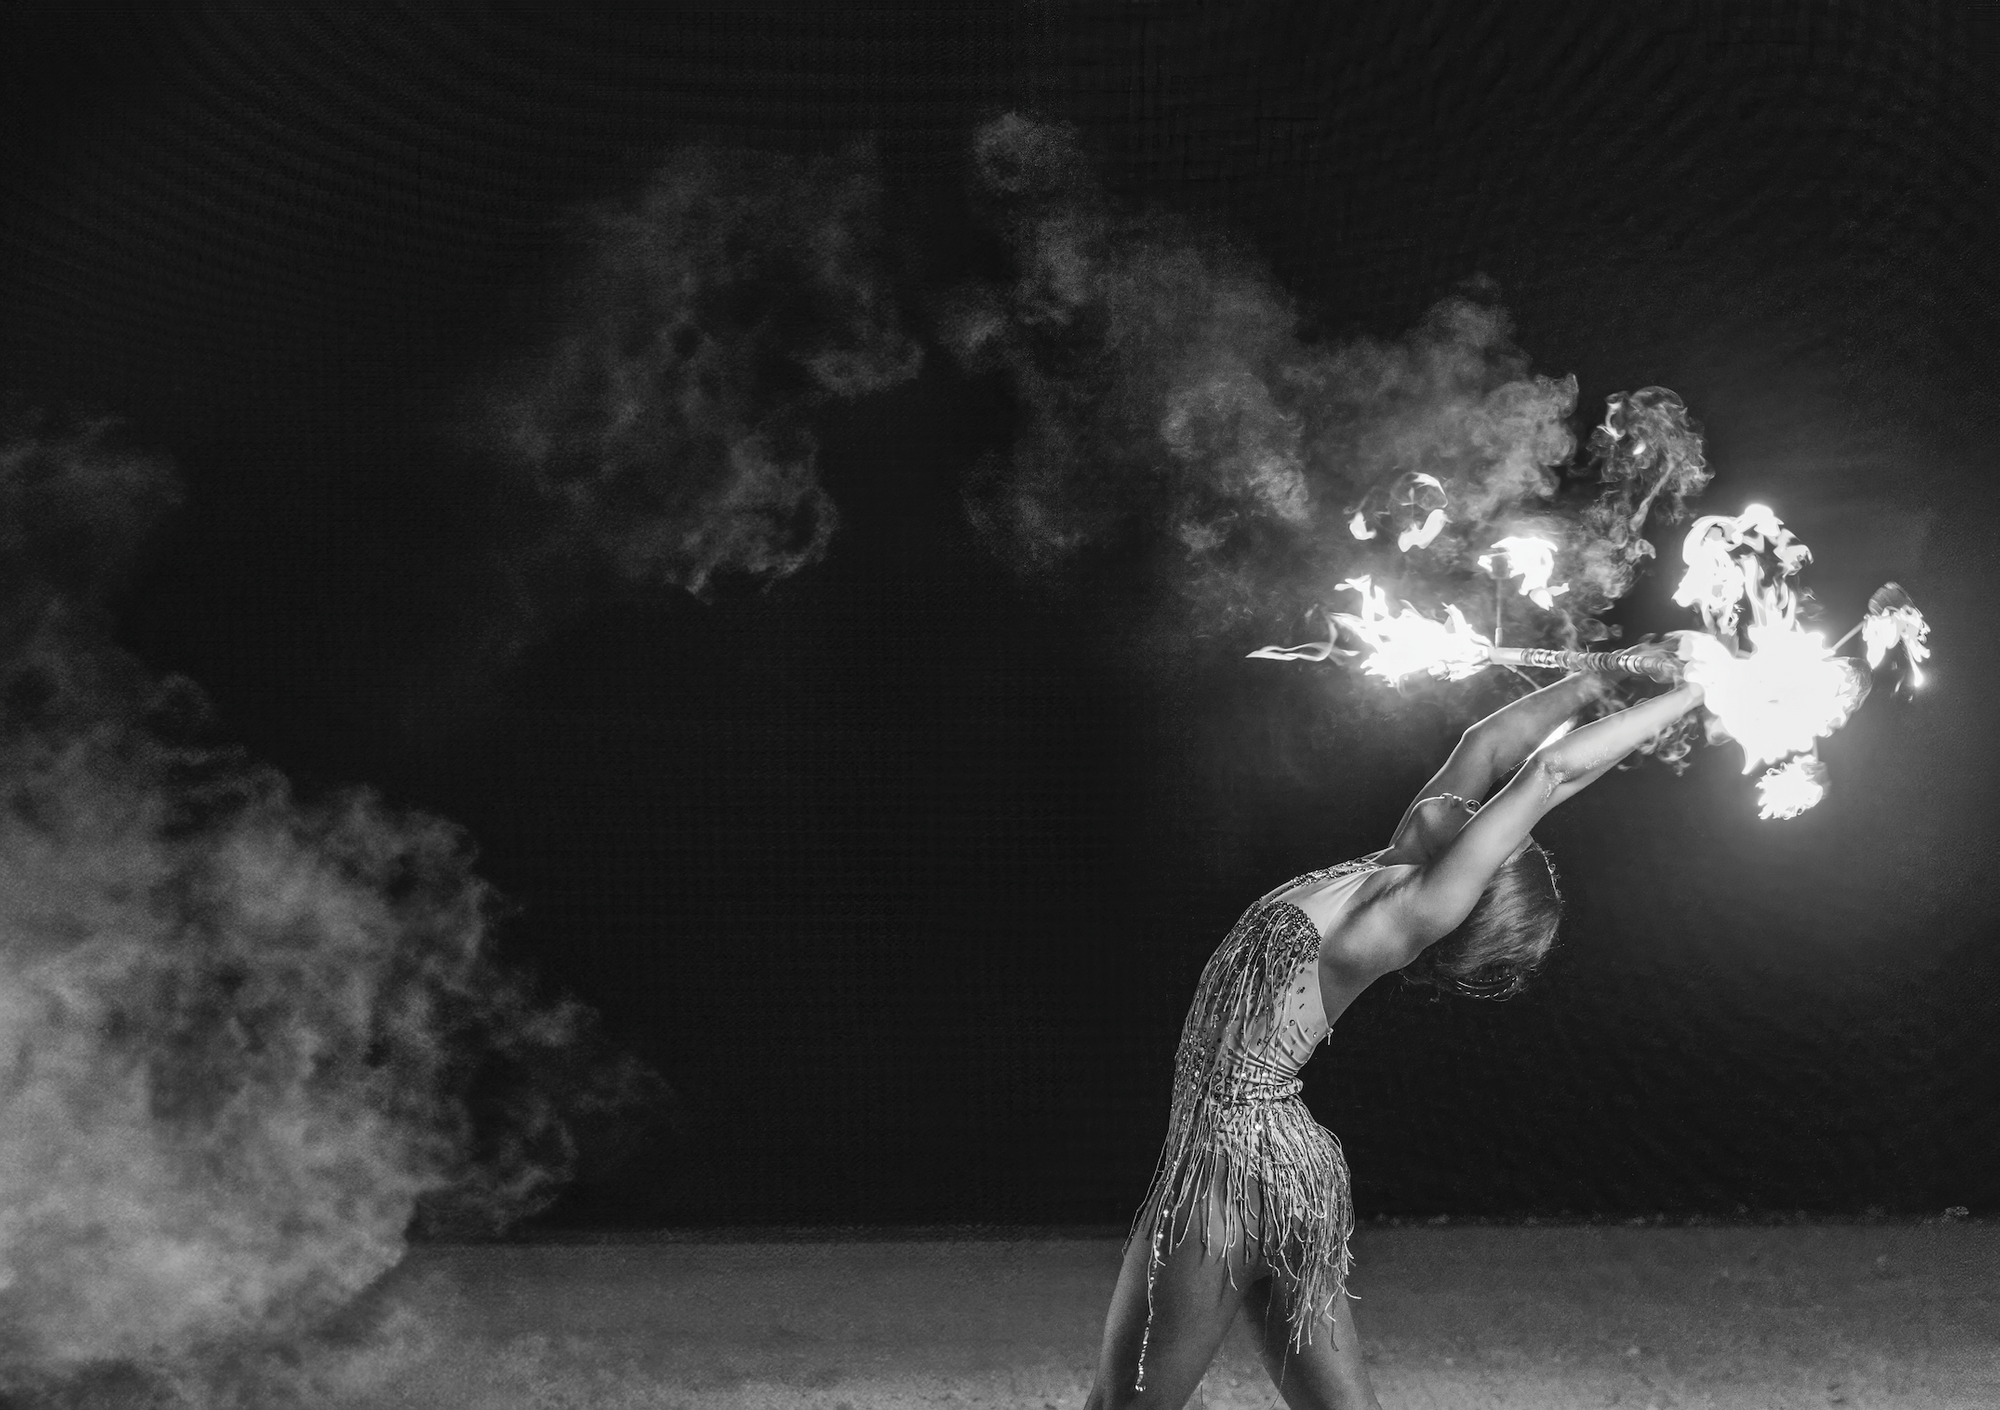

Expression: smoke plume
xmin=945 ymin=114 xmax=1703 ymax=654
xmin=1571 ymin=386 xmax=1712 ymax=616
xmin=483 ymin=144 xmax=922 ymax=636
xmin=0 ymin=416 xmax=651 ymax=1399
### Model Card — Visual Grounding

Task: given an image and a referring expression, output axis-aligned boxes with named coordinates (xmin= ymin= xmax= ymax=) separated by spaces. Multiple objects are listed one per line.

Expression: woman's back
xmin=1088 ymin=667 xmax=1709 ymax=1408
xmin=1191 ymin=859 xmax=1382 ymax=1087
xmin=1121 ymin=859 xmax=1379 ymax=1390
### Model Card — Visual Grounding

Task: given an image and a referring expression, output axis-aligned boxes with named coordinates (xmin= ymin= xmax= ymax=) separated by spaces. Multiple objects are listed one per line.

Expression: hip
xmin=1172 ymin=1092 xmax=1346 ymax=1171
xmin=1136 ymin=1091 xmax=1355 ymax=1276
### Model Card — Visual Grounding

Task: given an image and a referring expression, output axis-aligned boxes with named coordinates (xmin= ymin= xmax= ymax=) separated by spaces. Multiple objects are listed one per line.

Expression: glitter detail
xmin=1125 ymin=860 xmax=1377 ymax=1390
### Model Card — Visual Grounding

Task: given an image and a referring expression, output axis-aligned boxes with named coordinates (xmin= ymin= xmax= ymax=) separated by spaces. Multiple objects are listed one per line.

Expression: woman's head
xmin=1402 ymin=838 xmax=1563 ymax=999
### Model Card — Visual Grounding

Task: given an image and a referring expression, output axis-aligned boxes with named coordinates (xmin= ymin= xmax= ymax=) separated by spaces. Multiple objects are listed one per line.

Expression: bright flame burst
xmin=1671 ymin=506 xmax=1873 ymax=817
xmin=1756 ymin=754 xmax=1828 ymax=820
xmin=1331 ymin=576 xmax=1491 ymax=684
xmin=1478 ymin=535 xmax=1569 ymax=610
xmin=1683 ymin=628 xmax=1870 ymax=772
xmin=1671 ymin=504 xmax=1810 ymax=634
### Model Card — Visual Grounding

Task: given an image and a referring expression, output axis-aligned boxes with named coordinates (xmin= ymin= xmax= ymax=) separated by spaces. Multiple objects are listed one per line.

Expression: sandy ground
xmin=318 ymin=1225 xmax=1997 ymax=1410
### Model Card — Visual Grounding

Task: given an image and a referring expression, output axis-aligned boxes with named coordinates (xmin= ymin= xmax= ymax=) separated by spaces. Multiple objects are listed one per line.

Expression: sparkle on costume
xmin=1125 ymin=859 xmax=1376 ymax=1391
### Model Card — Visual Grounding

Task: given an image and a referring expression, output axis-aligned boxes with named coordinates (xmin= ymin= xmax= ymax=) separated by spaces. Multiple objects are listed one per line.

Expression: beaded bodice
xmin=1170 ymin=859 xmax=1380 ymax=1107
xmin=1126 ymin=858 xmax=1381 ymax=1391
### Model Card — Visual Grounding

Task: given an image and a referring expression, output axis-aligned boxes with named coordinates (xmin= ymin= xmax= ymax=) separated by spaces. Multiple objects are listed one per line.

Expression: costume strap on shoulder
xmin=1417 ymin=792 xmax=1481 ymax=814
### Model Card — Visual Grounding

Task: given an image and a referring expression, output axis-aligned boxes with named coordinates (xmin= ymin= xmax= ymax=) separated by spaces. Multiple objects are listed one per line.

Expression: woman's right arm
xmin=1514 ymin=678 xmax=1707 ymax=807
xmin=1390 ymin=671 xmax=1610 ymax=837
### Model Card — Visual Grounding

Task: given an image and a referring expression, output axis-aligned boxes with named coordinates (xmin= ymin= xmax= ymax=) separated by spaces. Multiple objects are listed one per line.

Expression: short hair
xmin=1400 ymin=839 xmax=1562 ymax=1000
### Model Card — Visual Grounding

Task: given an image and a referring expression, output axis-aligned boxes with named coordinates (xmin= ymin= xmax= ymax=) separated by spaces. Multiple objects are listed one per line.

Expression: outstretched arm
xmin=1392 ymin=672 xmax=1611 ymax=836
xmin=1373 ymin=680 xmax=1706 ymax=961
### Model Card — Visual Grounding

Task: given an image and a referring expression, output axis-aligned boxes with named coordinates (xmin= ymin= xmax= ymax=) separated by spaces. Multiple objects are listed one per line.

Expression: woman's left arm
xmin=1366 ymin=681 xmax=1707 ymax=964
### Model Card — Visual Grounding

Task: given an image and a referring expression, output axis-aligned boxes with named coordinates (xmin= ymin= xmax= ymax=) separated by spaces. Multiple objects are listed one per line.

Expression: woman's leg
xmin=1083 ymin=1184 xmax=1266 ymax=1410
xmin=1240 ymin=1279 xmax=1382 ymax=1410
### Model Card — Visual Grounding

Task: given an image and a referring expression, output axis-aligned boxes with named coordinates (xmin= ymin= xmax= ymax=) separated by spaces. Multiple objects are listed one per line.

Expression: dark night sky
xmin=1 ymin=3 xmax=1996 ymax=1228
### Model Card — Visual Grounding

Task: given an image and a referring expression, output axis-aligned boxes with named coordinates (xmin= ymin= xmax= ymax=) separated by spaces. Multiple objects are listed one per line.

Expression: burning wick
xmin=1397 ymin=509 xmax=1447 ymax=553
xmin=1477 ymin=536 xmax=1568 ymax=612
xmin=1348 ymin=511 xmax=1375 ymax=541
xmin=1478 ymin=535 xmax=1569 ymax=647
xmin=1679 ymin=626 xmax=1871 ymax=775
xmin=1847 ymin=582 xmax=1931 ymax=688
xmin=1390 ymin=472 xmax=1449 ymax=552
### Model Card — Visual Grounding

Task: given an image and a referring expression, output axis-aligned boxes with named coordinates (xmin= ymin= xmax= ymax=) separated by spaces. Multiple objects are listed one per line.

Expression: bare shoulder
xmin=1317 ymin=862 xmax=1425 ymax=979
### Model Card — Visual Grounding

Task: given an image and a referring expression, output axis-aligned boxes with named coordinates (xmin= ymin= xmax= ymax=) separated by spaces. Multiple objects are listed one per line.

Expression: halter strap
xmin=1417 ymin=792 xmax=1481 ymax=814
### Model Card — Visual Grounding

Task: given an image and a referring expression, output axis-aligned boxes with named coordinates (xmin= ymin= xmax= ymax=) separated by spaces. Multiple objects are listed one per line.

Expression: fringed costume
xmin=1126 ymin=859 xmax=1379 ymax=1391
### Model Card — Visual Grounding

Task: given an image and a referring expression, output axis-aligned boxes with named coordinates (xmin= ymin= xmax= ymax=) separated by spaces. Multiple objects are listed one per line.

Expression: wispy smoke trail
xmin=1572 ymin=386 xmax=1712 ymax=614
xmin=0 ymin=416 xmax=652 ymax=1399
xmin=945 ymin=115 xmax=1703 ymax=653
xmin=483 ymin=145 xmax=922 ymax=635
xmin=0 ymin=415 xmax=183 ymax=618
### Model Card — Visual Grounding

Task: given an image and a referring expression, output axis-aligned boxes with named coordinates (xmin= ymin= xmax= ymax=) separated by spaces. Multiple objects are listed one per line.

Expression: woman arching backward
xmin=1084 ymin=644 xmax=1706 ymax=1410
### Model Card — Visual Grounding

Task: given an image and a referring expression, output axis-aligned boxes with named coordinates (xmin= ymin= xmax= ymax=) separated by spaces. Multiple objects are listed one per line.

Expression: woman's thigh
xmin=1241 ymin=1278 xmax=1381 ymax=1410
xmin=1085 ymin=1186 xmax=1269 ymax=1410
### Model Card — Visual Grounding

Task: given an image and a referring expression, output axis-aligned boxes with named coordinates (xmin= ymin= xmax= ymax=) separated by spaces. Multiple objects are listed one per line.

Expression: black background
xmin=1 ymin=3 xmax=1995 ymax=1228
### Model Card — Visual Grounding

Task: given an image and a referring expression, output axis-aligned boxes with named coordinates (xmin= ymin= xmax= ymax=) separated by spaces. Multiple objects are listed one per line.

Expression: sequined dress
xmin=1126 ymin=858 xmax=1381 ymax=1387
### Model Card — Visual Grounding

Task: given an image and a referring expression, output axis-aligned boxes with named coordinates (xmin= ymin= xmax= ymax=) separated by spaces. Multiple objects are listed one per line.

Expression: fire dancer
xmin=1085 ymin=654 xmax=1705 ymax=1410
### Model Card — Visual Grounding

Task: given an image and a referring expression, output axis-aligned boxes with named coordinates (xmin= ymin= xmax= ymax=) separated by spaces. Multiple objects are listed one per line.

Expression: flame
xmin=1756 ymin=754 xmax=1829 ymax=819
xmin=1672 ymin=506 xmax=1872 ymax=777
xmin=1348 ymin=510 xmax=1376 ymax=541
xmin=1672 ymin=503 xmax=1811 ymax=634
xmin=1250 ymin=489 xmax=1912 ymax=823
xmin=1477 ymin=535 xmax=1569 ymax=611
xmin=1862 ymin=595 xmax=1930 ymax=686
xmin=1397 ymin=508 xmax=1446 ymax=552
xmin=1330 ymin=576 xmax=1491 ymax=683
xmin=1683 ymin=615 xmax=1871 ymax=773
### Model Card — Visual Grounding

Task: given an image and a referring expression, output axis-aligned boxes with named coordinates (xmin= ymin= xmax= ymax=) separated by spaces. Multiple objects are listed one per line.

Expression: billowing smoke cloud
xmin=944 ymin=114 xmax=1703 ymax=653
xmin=472 ymin=117 xmax=1706 ymax=672
xmin=483 ymin=144 xmax=922 ymax=635
xmin=0 ymin=416 xmax=656 ymax=1399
